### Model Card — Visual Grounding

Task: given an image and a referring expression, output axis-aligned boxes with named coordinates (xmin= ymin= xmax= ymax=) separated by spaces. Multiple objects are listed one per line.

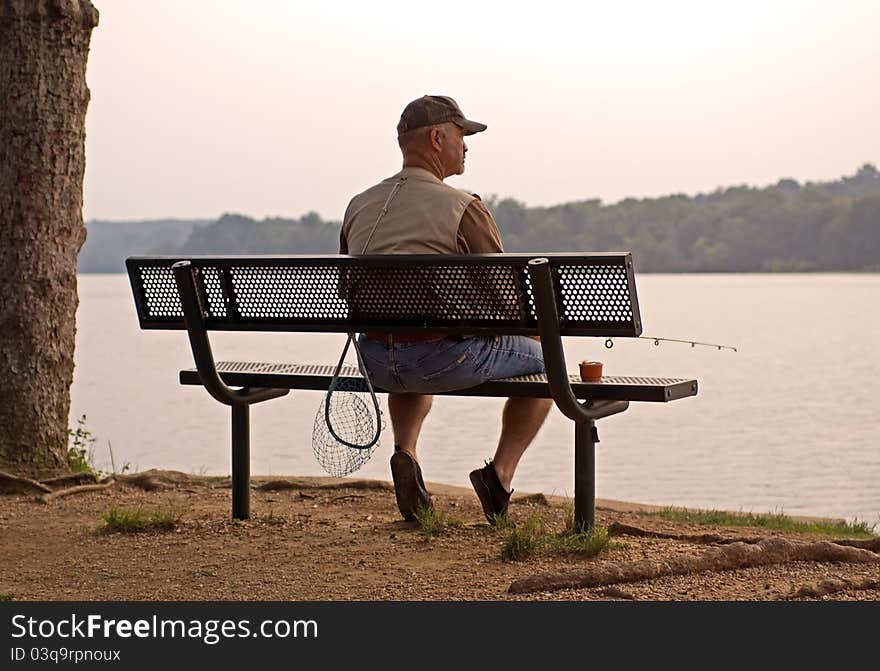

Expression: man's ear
xmin=429 ymin=126 xmax=443 ymax=151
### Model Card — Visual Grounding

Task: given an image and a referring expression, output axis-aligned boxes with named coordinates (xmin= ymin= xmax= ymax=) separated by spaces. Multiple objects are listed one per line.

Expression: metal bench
xmin=126 ymin=253 xmax=698 ymax=530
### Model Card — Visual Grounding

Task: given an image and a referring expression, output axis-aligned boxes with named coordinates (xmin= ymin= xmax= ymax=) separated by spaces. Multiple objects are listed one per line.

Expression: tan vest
xmin=342 ymin=167 xmax=475 ymax=254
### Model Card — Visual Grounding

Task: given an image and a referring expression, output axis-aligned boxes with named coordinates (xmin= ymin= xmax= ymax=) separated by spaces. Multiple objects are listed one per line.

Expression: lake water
xmin=70 ymin=274 xmax=880 ymax=526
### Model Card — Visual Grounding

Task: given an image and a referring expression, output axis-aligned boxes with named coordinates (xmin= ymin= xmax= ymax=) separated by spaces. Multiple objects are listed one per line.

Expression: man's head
xmin=397 ymin=95 xmax=486 ymax=179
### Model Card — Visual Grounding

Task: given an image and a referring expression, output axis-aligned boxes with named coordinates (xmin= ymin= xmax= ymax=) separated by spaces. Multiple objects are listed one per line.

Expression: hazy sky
xmin=83 ymin=0 xmax=879 ymax=221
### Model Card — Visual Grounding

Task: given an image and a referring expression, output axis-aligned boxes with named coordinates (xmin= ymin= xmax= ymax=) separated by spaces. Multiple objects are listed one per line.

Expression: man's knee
xmin=389 ymin=392 xmax=433 ymax=406
xmin=505 ymin=396 xmax=553 ymax=417
xmin=510 ymin=396 xmax=552 ymax=406
xmin=388 ymin=393 xmax=434 ymax=419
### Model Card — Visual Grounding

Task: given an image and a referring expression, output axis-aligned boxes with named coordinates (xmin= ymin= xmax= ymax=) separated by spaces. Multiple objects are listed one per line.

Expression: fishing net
xmin=311 ymin=335 xmax=382 ymax=477
xmin=311 ymin=181 xmax=400 ymax=476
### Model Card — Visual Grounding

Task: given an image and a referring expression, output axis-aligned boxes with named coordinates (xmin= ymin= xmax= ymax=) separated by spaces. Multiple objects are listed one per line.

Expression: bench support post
xmin=574 ymin=420 xmax=596 ymax=531
xmin=231 ymin=402 xmax=250 ymax=520
xmin=172 ymin=260 xmax=289 ymax=520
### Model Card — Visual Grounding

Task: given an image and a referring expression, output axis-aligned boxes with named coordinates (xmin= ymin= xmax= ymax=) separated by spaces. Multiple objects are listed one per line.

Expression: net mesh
xmin=311 ymin=377 xmax=382 ymax=477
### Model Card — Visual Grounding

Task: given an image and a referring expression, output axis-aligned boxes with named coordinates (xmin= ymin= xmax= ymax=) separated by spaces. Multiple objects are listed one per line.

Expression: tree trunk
xmin=0 ymin=0 xmax=99 ymax=478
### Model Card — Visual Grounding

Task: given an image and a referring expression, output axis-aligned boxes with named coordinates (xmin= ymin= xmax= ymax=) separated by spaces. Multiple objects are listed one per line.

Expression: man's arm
xmin=455 ymin=197 xmax=538 ymax=330
xmin=456 ymin=197 xmax=504 ymax=254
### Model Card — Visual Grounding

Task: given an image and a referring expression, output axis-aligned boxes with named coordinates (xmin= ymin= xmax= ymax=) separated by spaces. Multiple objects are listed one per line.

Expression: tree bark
xmin=0 ymin=0 xmax=99 ymax=477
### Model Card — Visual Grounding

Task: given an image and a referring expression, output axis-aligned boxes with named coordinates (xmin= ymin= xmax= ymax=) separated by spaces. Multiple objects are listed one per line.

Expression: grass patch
xmin=491 ymin=512 xmax=516 ymax=529
xmin=500 ymin=509 xmax=613 ymax=561
xmin=413 ymin=504 xmax=464 ymax=540
xmin=0 ymin=593 xmax=13 ymax=602
xmin=556 ymin=526 xmax=612 ymax=556
xmin=500 ymin=515 xmax=549 ymax=561
xmin=101 ymin=506 xmax=183 ymax=534
xmin=642 ymin=507 xmax=876 ymax=538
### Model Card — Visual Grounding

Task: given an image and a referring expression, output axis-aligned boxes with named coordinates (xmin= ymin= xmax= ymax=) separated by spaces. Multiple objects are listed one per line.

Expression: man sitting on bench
xmin=340 ymin=95 xmax=553 ymax=525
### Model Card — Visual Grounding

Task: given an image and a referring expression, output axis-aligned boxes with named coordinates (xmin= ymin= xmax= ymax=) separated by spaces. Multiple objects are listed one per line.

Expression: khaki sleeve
xmin=338 ymin=203 xmax=349 ymax=254
xmin=456 ymin=198 xmax=504 ymax=254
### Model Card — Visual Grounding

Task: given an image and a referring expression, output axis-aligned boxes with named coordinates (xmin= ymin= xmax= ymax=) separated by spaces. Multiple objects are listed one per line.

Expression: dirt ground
xmin=1 ymin=470 xmax=878 ymax=602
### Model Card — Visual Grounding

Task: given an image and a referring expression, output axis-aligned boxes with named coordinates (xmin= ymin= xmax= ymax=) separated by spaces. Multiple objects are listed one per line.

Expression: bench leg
xmin=574 ymin=419 xmax=596 ymax=531
xmin=231 ymin=402 xmax=250 ymax=520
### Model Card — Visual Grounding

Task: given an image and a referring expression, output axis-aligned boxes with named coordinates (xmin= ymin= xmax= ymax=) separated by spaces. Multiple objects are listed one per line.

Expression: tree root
xmin=508 ymin=537 xmax=880 ymax=595
xmin=831 ymin=538 xmax=880 ymax=553
xmin=118 ymin=469 xmax=222 ymax=491
xmin=254 ymin=480 xmax=300 ymax=491
xmin=0 ymin=470 xmax=52 ymax=494
xmin=119 ymin=473 xmax=171 ymax=492
xmin=38 ymin=479 xmax=115 ymax=504
xmin=608 ymin=521 xmax=759 ymax=545
xmin=609 ymin=521 xmax=880 ymax=554
xmin=40 ymin=472 xmax=99 ymax=488
xmin=781 ymin=576 xmax=880 ymax=600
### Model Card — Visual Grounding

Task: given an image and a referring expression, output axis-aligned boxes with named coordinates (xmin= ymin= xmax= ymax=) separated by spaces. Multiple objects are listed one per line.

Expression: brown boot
xmin=469 ymin=461 xmax=512 ymax=525
xmin=390 ymin=449 xmax=432 ymax=521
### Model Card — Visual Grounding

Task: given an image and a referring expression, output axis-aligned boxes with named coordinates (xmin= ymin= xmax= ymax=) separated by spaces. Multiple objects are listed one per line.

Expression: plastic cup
xmin=579 ymin=360 xmax=603 ymax=382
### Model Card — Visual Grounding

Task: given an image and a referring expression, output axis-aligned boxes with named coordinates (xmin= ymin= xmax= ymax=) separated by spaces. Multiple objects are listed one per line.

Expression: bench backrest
xmin=126 ymin=253 xmax=642 ymax=338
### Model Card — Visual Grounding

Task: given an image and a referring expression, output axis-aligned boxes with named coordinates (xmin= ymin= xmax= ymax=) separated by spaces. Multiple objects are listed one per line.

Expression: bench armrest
xmin=172 ymin=261 xmax=289 ymax=406
xmin=527 ymin=258 xmax=629 ymax=423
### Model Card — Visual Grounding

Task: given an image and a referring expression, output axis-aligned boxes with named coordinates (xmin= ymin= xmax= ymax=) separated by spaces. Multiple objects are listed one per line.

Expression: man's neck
xmin=402 ymin=156 xmax=445 ymax=181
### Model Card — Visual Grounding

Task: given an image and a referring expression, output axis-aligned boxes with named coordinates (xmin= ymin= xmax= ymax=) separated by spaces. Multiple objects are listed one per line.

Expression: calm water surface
xmin=71 ymin=274 xmax=880 ymax=526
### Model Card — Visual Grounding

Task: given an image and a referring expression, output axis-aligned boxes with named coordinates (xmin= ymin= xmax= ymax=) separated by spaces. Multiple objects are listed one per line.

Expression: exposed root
xmin=120 ymin=473 xmax=171 ymax=492
xmin=781 ymin=576 xmax=880 ymax=600
xmin=607 ymin=521 xmax=758 ymax=545
xmin=832 ymin=538 xmax=880 ymax=553
xmin=0 ymin=470 xmax=52 ymax=495
xmin=508 ymin=537 xmax=880 ymax=595
xmin=38 ymin=479 xmax=115 ymax=504
xmin=40 ymin=472 xmax=99 ymax=488
xmin=609 ymin=521 xmax=880 ymax=553
xmin=254 ymin=480 xmax=299 ymax=491
xmin=118 ymin=470 xmax=212 ymax=491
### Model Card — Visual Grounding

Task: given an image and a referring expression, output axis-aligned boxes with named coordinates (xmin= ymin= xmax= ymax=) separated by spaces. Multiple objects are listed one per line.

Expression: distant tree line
xmin=485 ymin=163 xmax=880 ymax=272
xmin=81 ymin=164 xmax=880 ymax=272
xmin=162 ymin=212 xmax=338 ymax=255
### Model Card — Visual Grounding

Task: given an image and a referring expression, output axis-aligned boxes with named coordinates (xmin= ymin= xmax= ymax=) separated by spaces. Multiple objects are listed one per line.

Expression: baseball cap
xmin=397 ymin=95 xmax=487 ymax=136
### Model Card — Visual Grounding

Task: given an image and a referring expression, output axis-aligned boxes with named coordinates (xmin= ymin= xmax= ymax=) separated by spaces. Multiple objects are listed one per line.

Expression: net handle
xmin=323 ymin=333 xmax=382 ymax=450
xmin=320 ymin=176 xmax=404 ymax=450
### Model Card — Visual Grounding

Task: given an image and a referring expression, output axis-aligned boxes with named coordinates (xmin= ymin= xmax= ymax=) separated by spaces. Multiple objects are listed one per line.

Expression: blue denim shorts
xmin=356 ymin=335 xmax=545 ymax=394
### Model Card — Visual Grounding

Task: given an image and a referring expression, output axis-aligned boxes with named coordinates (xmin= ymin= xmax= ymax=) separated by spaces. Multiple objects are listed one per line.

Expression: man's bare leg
xmin=492 ymin=397 xmax=553 ymax=491
xmin=387 ymin=393 xmax=434 ymax=460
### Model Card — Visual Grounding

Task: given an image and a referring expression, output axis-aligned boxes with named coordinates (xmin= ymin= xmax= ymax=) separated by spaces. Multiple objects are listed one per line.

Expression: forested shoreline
xmin=80 ymin=164 xmax=880 ymax=273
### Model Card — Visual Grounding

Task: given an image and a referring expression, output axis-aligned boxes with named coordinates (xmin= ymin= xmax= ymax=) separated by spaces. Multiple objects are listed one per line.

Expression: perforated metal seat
xmin=179 ymin=363 xmax=697 ymax=403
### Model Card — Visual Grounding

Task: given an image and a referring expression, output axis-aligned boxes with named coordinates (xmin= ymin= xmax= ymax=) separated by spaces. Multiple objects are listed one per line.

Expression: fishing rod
xmin=604 ymin=336 xmax=738 ymax=352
